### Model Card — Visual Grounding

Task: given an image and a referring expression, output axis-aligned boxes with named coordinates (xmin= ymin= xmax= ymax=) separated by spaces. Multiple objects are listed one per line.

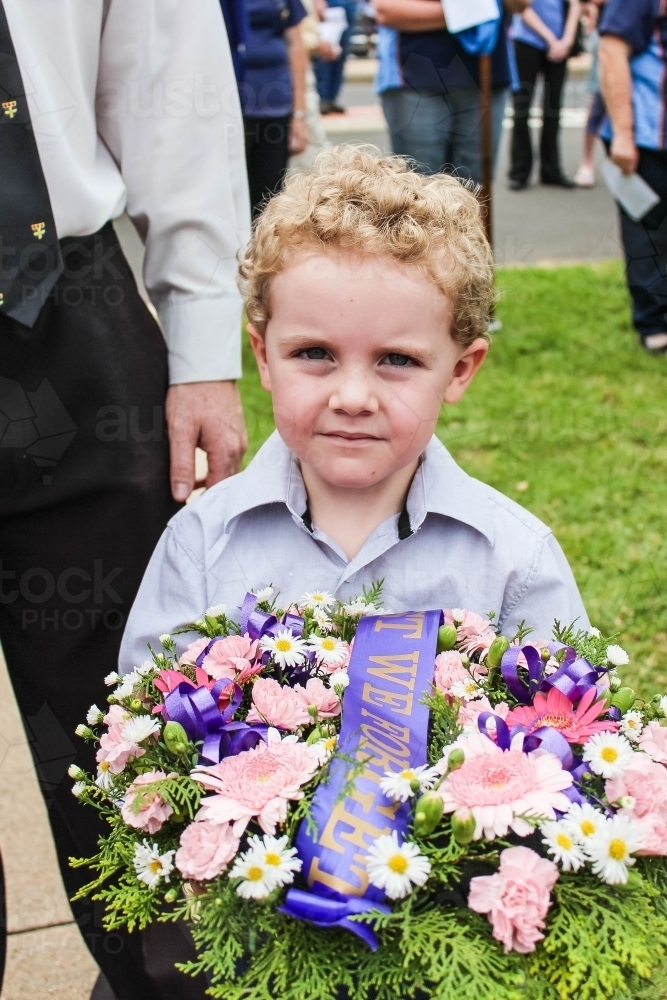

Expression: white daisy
xmin=133 ymin=841 xmax=175 ymax=890
xmin=564 ymin=802 xmax=606 ymax=844
xmin=540 ymin=820 xmax=586 ymax=871
xmin=104 ymin=671 xmax=121 ymax=687
xmin=379 ymin=765 xmax=440 ymax=803
xmin=254 ymin=586 xmax=274 ymax=603
xmin=365 ymin=831 xmax=431 ymax=899
xmin=229 ymin=846 xmax=278 ymax=899
xmin=582 ymin=731 xmax=635 ymax=779
xmin=246 ymin=834 xmax=302 ymax=887
xmin=589 ymin=627 xmax=601 ymax=638
xmin=313 ymin=734 xmax=338 ymax=763
xmin=619 ymin=710 xmax=644 ymax=742
xmin=660 ymin=695 xmax=667 ymax=718
xmin=329 ymin=670 xmax=350 ymax=692
xmin=96 ymin=760 xmax=114 ymax=791
xmin=307 ymin=634 xmax=350 ymax=669
xmin=68 ymin=764 xmax=85 ymax=780
xmin=86 ymin=704 xmax=104 ymax=726
xmin=606 ymin=644 xmax=630 ymax=667
xmin=259 ymin=627 xmax=308 ymax=668
xmin=71 ymin=781 xmax=86 ymax=798
xmin=136 ymin=661 xmax=156 ymax=677
xmin=312 ymin=608 xmax=332 ymax=630
xmin=342 ymin=600 xmax=382 ymax=617
xmin=121 ymin=716 xmax=161 ymax=744
xmin=450 ymin=678 xmax=484 ymax=701
xmin=301 ymin=590 xmax=335 ymax=609
xmin=205 ymin=604 xmax=226 ymax=618
xmin=75 ymin=724 xmax=95 ymax=739
xmin=159 ymin=633 xmax=172 ymax=644
xmin=114 ymin=670 xmax=142 ymax=700
xmin=584 ymin=814 xmax=643 ymax=884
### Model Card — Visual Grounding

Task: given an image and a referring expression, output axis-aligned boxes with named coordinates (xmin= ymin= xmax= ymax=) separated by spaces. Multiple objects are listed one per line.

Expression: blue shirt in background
xmin=375 ymin=24 xmax=403 ymax=94
xmin=599 ymin=0 xmax=667 ymax=151
xmin=240 ymin=0 xmax=306 ymax=117
xmin=510 ymin=0 xmax=565 ymax=50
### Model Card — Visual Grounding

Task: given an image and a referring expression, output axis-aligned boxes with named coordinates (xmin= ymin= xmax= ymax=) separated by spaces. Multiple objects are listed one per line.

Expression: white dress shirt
xmin=5 ymin=0 xmax=251 ymax=383
xmin=119 ymin=432 xmax=589 ymax=671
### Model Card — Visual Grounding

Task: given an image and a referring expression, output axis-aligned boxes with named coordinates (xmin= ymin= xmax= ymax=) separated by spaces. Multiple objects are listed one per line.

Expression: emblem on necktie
xmin=2 ymin=100 xmax=17 ymax=118
xmin=0 ymin=293 xmax=4 ymax=307
xmin=31 ymin=222 xmax=46 ymax=240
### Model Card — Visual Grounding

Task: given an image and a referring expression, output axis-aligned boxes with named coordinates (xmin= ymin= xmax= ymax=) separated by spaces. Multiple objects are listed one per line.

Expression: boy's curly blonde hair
xmin=239 ymin=145 xmax=495 ymax=347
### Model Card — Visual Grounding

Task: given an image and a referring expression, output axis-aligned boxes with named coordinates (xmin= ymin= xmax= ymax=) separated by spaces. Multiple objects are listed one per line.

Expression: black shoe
xmin=320 ymin=100 xmax=334 ymax=115
xmin=541 ymin=174 xmax=575 ymax=188
xmin=508 ymin=178 xmax=528 ymax=191
xmin=330 ymin=103 xmax=346 ymax=114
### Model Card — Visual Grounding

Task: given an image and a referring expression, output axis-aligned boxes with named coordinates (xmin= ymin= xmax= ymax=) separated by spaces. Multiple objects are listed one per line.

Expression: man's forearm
xmin=599 ymin=35 xmax=634 ymax=142
xmin=562 ymin=0 xmax=580 ymax=44
xmin=287 ymin=27 xmax=307 ymax=112
xmin=374 ymin=0 xmax=445 ymax=33
xmin=521 ymin=7 xmax=557 ymax=46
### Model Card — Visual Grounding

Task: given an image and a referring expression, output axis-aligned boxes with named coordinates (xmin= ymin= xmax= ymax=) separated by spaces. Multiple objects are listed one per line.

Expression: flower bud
xmin=540 ymin=647 xmax=551 ymax=663
xmin=610 ymin=687 xmax=635 ymax=714
xmin=446 ymin=748 xmax=465 ymax=773
xmin=129 ymin=698 xmax=143 ymax=713
xmin=307 ymin=705 xmax=319 ymax=721
xmin=75 ymin=724 xmax=95 ymax=740
xmin=163 ymin=721 xmax=189 ymax=756
xmin=486 ymin=636 xmax=510 ymax=670
xmin=306 ymin=726 xmax=324 ymax=745
xmin=68 ymin=764 xmax=85 ymax=780
xmin=413 ymin=791 xmax=444 ymax=836
xmin=409 ymin=778 xmax=422 ymax=795
xmin=451 ymin=807 xmax=476 ymax=845
xmin=164 ymin=887 xmax=180 ymax=903
xmin=436 ymin=624 xmax=458 ymax=653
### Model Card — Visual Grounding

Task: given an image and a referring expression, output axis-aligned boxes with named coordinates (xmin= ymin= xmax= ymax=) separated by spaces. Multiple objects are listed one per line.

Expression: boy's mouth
xmin=320 ymin=431 xmax=382 ymax=443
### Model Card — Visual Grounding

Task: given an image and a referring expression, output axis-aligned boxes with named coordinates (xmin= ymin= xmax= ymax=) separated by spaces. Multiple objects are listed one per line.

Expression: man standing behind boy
xmin=598 ymin=0 xmax=667 ymax=355
xmin=0 ymin=1 xmax=249 ymax=997
xmin=121 ymin=147 xmax=588 ymax=685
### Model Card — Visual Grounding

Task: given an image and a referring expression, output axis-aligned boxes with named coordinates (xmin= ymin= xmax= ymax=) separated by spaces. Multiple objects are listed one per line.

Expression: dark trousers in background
xmin=0 ymin=224 xmax=206 ymax=1000
xmin=616 ymin=146 xmax=667 ymax=337
xmin=510 ymin=39 xmax=568 ymax=184
xmin=243 ymin=115 xmax=291 ymax=217
xmin=313 ymin=0 xmax=357 ymax=104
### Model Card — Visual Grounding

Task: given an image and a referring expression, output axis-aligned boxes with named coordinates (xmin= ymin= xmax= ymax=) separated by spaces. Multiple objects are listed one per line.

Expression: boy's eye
xmin=300 ymin=347 xmax=329 ymax=360
xmin=384 ymin=353 xmax=414 ymax=367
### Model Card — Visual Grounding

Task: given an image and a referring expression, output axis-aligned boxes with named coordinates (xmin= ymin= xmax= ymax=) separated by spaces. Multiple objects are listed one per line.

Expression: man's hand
xmin=166 ymin=381 xmax=247 ymax=501
xmin=611 ymin=133 xmax=639 ymax=175
xmin=548 ymin=37 xmax=571 ymax=61
xmin=289 ymin=116 xmax=309 ymax=154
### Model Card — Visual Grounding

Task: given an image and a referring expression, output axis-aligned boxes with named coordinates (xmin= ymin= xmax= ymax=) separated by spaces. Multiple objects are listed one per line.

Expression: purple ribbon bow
xmin=477 ymin=710 xmax=574 ymax=770
xmin=500 ymin=642 xmax=600 ymax=706
xmin=279 ymin=889 xmax=390 ymax=951
xmin=163 ymin=679 xmax=260 ymax=764
xmin=239 ymin=591 xmax=304 ymax=643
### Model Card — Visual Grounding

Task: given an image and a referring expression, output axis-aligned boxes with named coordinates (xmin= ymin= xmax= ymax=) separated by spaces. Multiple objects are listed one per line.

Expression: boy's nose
xmin=328 ymin=373 xmax=379 ymax=415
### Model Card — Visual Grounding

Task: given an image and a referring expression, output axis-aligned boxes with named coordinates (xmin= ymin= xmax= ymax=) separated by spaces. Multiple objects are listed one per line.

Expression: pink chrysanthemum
xmin=505 ymin=687 xmax=617 ymax=745
xmin=444 ymin=609 xmax=496 ymax=659
xmin=192 ymin=734 xmax=320 ymax=835
xmin=438 ymin=731 xmax=572 ymax=839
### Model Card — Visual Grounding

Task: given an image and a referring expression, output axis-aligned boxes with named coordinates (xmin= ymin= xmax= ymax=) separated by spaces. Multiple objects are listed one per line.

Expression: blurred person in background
xmin=0 ymin=1 xmax=249 ymax=998
xmin=573 ymin=0 xmax=606 ymax=188
xmin=242 ymin=0 xmax=309 ymax=215
xmin=599 ymin=0 xmax=667 ymax=355
xmin=289 ymin=0 xmax=336 ymax=172
xmin=374 ymin=0 xmax=529 ymax=183
xmin=508 ymin=0 xmax=582 ymax=189
xmin=314 ymin=0 xmax=358 ymax=113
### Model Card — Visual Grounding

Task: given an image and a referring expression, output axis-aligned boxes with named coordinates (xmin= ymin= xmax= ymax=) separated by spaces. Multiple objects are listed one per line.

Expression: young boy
xmin=120 ymin=146 xmax=587 ymax=670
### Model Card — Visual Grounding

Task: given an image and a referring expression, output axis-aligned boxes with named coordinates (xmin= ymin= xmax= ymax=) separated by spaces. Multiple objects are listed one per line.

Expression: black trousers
xmin=0 ymin=224 xmax=206 ymax=1000
xmin=243 ymin=114 xmax=291 ymax=217
xmin=616 ymin=146 xmax=667 ymax=337
xmin=510 ymin=40 xmax=568 ymax=184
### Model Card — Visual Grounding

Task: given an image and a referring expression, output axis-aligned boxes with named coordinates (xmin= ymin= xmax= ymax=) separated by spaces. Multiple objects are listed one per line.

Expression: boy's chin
xmin=310 ymin=459 xmax=397 ymax=492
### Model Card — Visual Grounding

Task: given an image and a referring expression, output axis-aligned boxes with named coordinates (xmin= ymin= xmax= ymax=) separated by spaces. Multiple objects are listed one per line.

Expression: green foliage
xmin=422 ymin=690 xmax=461 ymax=765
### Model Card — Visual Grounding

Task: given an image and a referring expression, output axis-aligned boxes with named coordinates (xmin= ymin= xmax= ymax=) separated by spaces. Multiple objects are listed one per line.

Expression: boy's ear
xmin=442 ymin=337 xmax=489 ymax=405
xmin=247 ymin=323 xmax=272 ymax=392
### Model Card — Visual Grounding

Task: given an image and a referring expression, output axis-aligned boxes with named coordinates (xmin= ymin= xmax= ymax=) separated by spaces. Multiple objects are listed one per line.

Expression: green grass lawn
xmin=238 ymin=261 xmax=667 ymax=697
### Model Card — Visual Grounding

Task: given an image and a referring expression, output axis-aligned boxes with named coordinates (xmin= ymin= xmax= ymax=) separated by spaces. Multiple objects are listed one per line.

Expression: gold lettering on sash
xmin=361 ymin=682 xmax=413 ymax=716
xmin=319 ymin=800 xmax=391 ymax=853
xmin=367 ymin=651 xmax=419 ymax=690
xmin=2 ymin=100 xmax=17 ymax=118
xmin=31 ymin=222 xmax=46 ymax=240
xmin=308 ymin=856 xmax=369 ymax=895
xmin=374 ymin=613 xmax=424 ymax=639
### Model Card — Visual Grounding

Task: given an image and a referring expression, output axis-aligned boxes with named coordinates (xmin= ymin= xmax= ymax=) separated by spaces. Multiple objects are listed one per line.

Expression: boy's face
xmin=248 ymin=252 xmax=488 ymax=492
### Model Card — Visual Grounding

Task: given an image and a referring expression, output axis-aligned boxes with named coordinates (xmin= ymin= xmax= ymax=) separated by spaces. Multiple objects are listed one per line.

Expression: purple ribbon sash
xmin=281 ymin=610 xmax=442 ymax=948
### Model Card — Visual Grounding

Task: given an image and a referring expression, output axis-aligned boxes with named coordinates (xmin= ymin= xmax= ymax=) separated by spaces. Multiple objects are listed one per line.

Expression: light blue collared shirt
xmin=119 ymin=432 xmax=588 ymax=672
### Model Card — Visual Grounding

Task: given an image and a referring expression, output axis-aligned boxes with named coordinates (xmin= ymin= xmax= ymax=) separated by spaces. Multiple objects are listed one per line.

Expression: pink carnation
xmin=606 ymin=752 xmax=667 ymax=821
xmin=175 ymin=820 xmax=240 ymax=880
xmin=638 ymin=721 xmax=667 ymax=764
xmin=468 ymin=846 xmax=559 ymax=954
xmin=433 ymin=651 xmax=471 ymax=697
xmin=444 ymin=609 xmax=496 ymax=659
xmin=193 ymin=734 xmax=320 ymax=834
xmin=294 ymin=678 xmax=341 ymax=720
xmin=247 ymin=678 xmax=310 ymax=730
xmin=634 ymin=813 xmax=667 ymax=857
xmin=96 ymin=723 xmax=145 ymax=774
xmin=199 ymin=634 xmax=261 ymax=684
xmin=103 ymin=705 xmax=130 ymax=726
xmin=121 ymin=770 xmax=174 ymax=833
xmin=179 ymin=637 xmax=211 ymax=666
xmin=437 ymin=731 xmax=572 ymax=839
xmin=457 ymin=697 xmax=509 ymax=732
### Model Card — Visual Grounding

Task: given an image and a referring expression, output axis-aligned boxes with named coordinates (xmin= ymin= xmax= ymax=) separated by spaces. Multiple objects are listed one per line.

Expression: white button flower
xmin=307 ymin=634 xmax=350 ymax=669
xmin=254 ymin=587 xmax=274 ymax=603
xmin=301 ymin=590 xmax=335 ymax=609
xmin=564 ymin=802 xmax=606 ymax=844
xmin=133 ymin=841 xmax=175 ymax=890
xmin=450 ymin=678 xmax=484 ymax=701
xmin=365 ymin=831 xmax=431 ymax=899
xmin=379 ymin=765 xmax=440 ymax=803
xmin=582 ymin=732 xmax=635 ymax=779
xmin=86 ymin=704 xmax=104 ymax=725
xmin=584 ymin=814 xmax=643 ymax=884
xmin=96 ymin=761 xmax=114 ymax=791
xmin=121 ymin=716 xmax=161 ymax=744
xmin=540 ymin=820 xmax=586 ymax=871
xmin=205 ymin=604 xmax=226 ymax=618
xmin=71 ymin=781 xmax=86 ymax=798
xmin=329 ymin=670 xmax=350 ymax=692
xmin=247 ymin=833 xmax=301 ymax=887
xmin=259 ymin=628 xmax=308 ymax=667
xmin=619 ymin=710 xmax=644 ymax=742
xmin=589 ymin=627 xmax=601 ymax=637
xmin=606 ymin=644 xmax=629 ymax=667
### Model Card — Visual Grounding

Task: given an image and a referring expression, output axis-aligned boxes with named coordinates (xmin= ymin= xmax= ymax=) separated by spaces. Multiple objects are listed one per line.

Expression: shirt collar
xmin=223 ymin=431 xmax=494 ymax=545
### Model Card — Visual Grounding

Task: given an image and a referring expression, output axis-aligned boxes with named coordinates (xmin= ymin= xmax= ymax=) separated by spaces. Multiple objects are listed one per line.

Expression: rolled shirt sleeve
xmin=599 ymin=0 xmax=656 ymax=55
xmin=97 ymin=0 xmax=251 ymax=384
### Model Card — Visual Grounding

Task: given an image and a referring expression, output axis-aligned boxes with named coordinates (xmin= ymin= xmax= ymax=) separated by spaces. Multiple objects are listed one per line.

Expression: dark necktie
xmin=0 ymin=0 xmax=63 ymax=326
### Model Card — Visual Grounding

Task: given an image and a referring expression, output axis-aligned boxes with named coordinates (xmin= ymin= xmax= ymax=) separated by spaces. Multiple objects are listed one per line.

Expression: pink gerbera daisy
xmin=192 ymin=733 xmax=320 ymax=835
xmin=505 ymin=687 xmax=617 ymax=745
xmin=438 ymin=731 xmax=572 ymax=840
